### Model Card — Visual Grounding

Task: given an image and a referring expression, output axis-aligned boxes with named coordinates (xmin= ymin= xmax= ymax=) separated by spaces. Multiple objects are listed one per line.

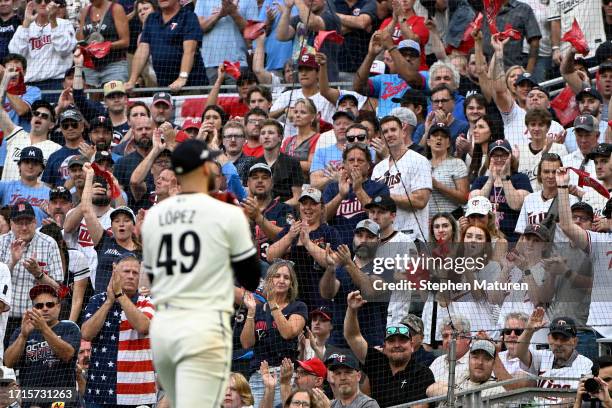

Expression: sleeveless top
xmin=82 ymin=2 xmax=126 ymax=67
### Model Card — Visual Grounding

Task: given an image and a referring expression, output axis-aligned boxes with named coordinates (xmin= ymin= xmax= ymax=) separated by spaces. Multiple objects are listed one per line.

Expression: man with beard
xmin=42 ymin=107 xmax=86 ymax=187
xmin=325 ymin=353 xmax=380 ymax=408
xmin=242 ymin=108 xmax=266 ymax=158
xmin=66 ymin=155 xmax=87 ymax=203
xmin=150 ymin=92 xmax=177 ymax=129
xmin=43 ymin=186 xmax=73 ymax=227
xmin=243 ymin=163 xmax=293 ymax=262
xmin=84 ymin=116 xmax=122 ymax=164
xmin=564 ymin=87 xmax=609 ymax=153
xmin=113 ymin=116 xmax=155 ymax=209
xmin=343 ymin=290 xmax=434 ymax=408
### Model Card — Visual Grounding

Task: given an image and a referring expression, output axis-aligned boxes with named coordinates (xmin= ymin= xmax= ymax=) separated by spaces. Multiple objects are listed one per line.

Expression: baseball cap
xmin=325 ymin=353 xmax=360 ymax=371
xmin=465 ymin=196 xmax=492 ymax=217
xmin=397 ymin=39 xmax=420 ymax=56
xmin=488 ymin=139 xmax=512 ymax=155
xmin=401 ymin=314 xmax=424 ymax=335
xmin=332 ymin=110 xmax=355 ymax=122
xmin=573 ymin=114 xmax=597 ymax=132
xmin=370 ymin=60 xmax=386 ymax=76
xmin=571 ymin=202 xmax=594 ymax=219
xmin=182 ymin=118 xmax=202 ymax=131
xmin=152 ymin=92 xmax=173 ymax=107
xmin=49 ymin=186 xmax=72 ymax=202
xmin=298 ymin=53 xmax=319 ymax=69
xmin=29 ymin=284 xmax=58 ymax=300
xmin=299 ymin=187 xmax=322 ymax=204
xmin=522 ymin=223 xmax=551 ymax=241
xmin=68 ymin=155 xmax=88 ymax=168
xmin=31 ymin=100 xmax=55 ymax=122
xmin=103 ymin=80 xmax=126 ymax=97
xmin=355 ymin=219 xmax=380 ymax=236
xmin=0 ymin=366 xmax=16 ymax=382
xmin=529 ymin=86 xmax=550 ymax=99
xmin=59 ymin=108 xmax=84 ymax=123
xmin=337 ymin=94 xmax=359 ymax=107
xmin=599 ymin=61 xmax=612 ymax=75
xmin=297 ymin=358 xmax=327 ymax=378
xmin=385 ymin=325 xmax=411 ymax=339
xmin=389 ymin=107 xmax=417 ymax=127
xmin=576 ymin=87 xmax=603 ymax=103
xmin=428 ymin=122 xmax=451 ymax=138
xmin=549 ymin=316 xmax=577 ymax=338
xmin=110 ymin=206 xmax=135 ymax=223
xmin=470 ymin=339 xmax=496 ymax=358
xmin=391 ymin=88 xmax=428 ymax=106
xmin=18 ymin=146 xmax=44 ymax=166
xmin=603 ymin=198 xmax=612 ymax=219
xmin=95 ymin=150 xmax=114 ymax=164
xmin=365 ymin=195 xmax=397 ymax=212
xmin=90 ymin=115 xmax=113 ymax=131
xmin=171 ymin=139 xmax=221 ymax=175
xmin=514 ymin=72 xmax=537 ymax=87
xmin=310 ymin=306 xmax=332 ymax=321
xmin=585 ymin=143 xmax=612 ymax=160
xmin=595 ymin=41 xmax=612 ymax=65
xmin=248 ymin=162 xmax=272 ymax=177
xmin=10 ymin=202 xmax=35 ymax=220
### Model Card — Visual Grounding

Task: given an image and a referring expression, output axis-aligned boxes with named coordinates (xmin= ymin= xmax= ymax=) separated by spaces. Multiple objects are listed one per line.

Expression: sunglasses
xmin=34 ymin=0 xmax=52 ymax=3
xmin=33 ymin=111 xmax=51 ymax=120
xmin=61 ymin=122 xmax=80 ymax=130
xmin=34 ymin=301 xmax=57 ymax=309
xmin=502 ymin=328 xmax=524 ymax=336
xmin=386 ymin=326 xmax=410 ymax=337
xmin=346 ymin=134 xmax=367 ymax=143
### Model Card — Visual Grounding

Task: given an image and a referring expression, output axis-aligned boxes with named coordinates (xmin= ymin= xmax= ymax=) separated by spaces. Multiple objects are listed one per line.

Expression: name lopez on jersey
xmin=158 ymin=209 xmax=196 ymax=226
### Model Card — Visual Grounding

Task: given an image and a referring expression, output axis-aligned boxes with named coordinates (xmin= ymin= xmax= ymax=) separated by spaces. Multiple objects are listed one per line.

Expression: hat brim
xmin=489 ymin=146 xmax=511 ymax=155
xmin=574 ymin=125 xmax=595 ymax=132
xmin=327 ymin=362 xmax=359 ymax=371
xmin=310 ymin=310 xmax=332 ymax=321
xmin=153 ymin=100 xmax=172 ymax=107
xmin=298 ymin=194 xmax=321 ymax=204
xmin=110 ymin=209 xmax=135 ymax=222
xmin=549 ymin=330 xmax=574 ymax=338
xmin=29 ymin=284 xmax=58 ymax=300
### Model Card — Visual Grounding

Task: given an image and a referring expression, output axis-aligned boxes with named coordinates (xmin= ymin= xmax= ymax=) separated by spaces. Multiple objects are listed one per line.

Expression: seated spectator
xmin=343 ymin=291 xmax=435 ymax=407
xmin=0 ymin=54 xmax=41 ymax=132
xmin=255 ymin=119 xmax=303 ymax=205
xmin=126 ymin=0 xmax=206 ymax=91
xmin=470 ymin=140 xmax=532 ymax=242
xmin=425 ymin=123 xmax=468 ymax=218
xmin=325 ymin=353 xmax=380 ymax=408
xmin=401 ymin=314 xmax=435 ymax=367
xmin=221 ymin=121 xmax=255 ymax=183
xmin=5 ymin=284 xmax=80 ymax=393
xmin=8 ymin=0 xmax=76 ymax=102
xmin=498 ymin=312 xmax=532 ymax=378
xmin=284 ymin=389 xmax=326 ymax=408
xmin=81 ymin=255 xmax=157 ymax=407
xmin=242 ymin=108 xmax=267 ymax=158
xmin=280 ymin=98 xmax=320 ymax=180
xmin=224 ymin=372 xmax=255 ymax=408
xmin=414 ymin=84 xmax=469 ymax=145
xmin=427 ymin=316 xmax=471 ymax=382
xmin=240 ymin=261 xmax=307 ymax=408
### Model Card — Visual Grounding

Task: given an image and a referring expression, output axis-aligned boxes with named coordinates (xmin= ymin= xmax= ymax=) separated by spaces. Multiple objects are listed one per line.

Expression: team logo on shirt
xmin=170 ymin=22 xmax=178 ymax=30
xmin=29 ymin=35 xmax=51 ymax=50
xmin=352 ymin=8 xmax=361 ymax=15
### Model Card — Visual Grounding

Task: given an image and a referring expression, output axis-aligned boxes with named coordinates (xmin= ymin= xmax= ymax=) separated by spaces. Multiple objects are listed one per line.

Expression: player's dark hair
xmin=260 ymin=119 xmax=283 ymax=138
xmin=128 ymin=101 xmax=151 ymax=118
xmin=379 ymin=115 xmax=402 ymax=129
xmin=245 ymin=107 xmax=268 ymax=123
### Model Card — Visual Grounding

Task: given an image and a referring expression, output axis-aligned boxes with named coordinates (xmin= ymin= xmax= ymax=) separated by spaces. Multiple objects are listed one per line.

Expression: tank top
xmin=82 ymin=2 xmax=125 ymax=67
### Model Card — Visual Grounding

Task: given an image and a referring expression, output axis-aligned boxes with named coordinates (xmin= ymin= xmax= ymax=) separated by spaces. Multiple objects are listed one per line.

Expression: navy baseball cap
xmin=95 ymin=150 xmax=114 ymax=165
xmin=488 ymin=139 xmax=512 ymax=155
xmin=90 ymin=115 xmax=113 ymax=131
xmin=332 ymin=110 xmax=355 ymax=122
xmin=365 ymin=195 xmax=397 ymax=212
xmin=549 ymin=317 xmax=577 ymax=338
xmin=171 ymin=139 xmax=221 ymax=175
xmin=571 ymin=202 xmax=594 ymax=219
xmin=59 ymin=108 xmax=84 ymax=123
xmin=325 ymin=353 xmax=360 ymax=371
xmin=152 ymin=92 xmax=173 ymax=107
xmin=585 ymin=143 xmax=612 ymax=160
xmin=310 ymin=306 xmax=332 ymax=321
xmin=576 ymin=87 xmax=603 ymax=103
xmin=31 ymin=100 xmax=55 ymax=122
xmin=10 ymin=202 xmax=35 ymax=220
xmin=18 ymin=146 xmax=44 ymax=167
xmin=514 ymin=72 xmax=537 ymax=87
xmin=428 ymin=122 xmax=451 ymax=138
xmin=49 ymin=186 xmax=71 ymax=202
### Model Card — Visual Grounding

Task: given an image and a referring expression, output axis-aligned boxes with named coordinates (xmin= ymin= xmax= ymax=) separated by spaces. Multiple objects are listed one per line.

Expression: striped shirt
xmin=0 ymin=231 xmax=63 ymax=317
xmin=83 ymin=292 xmax=157 ymax=405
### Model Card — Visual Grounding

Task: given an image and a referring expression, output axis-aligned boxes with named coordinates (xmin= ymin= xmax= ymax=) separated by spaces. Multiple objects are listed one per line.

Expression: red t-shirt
xmin=380 ymin=15 xmax=429 ymax=71
xmin=243 ymin=144 xmax=264 ymax=157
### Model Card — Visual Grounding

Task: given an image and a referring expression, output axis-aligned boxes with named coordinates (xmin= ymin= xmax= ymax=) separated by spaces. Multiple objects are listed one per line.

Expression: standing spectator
xmin=81 ymin=255 xmax=157 ymax=407
xmin=129 ymin=130 xmax=172 ymax=209
xmin=0 ymin=54 xmax=41 ymax=132
xmin=8 ymin=0 xmax=76 ymax=102
xmin=334 ymin=0 xmax=377 ymax=80
xmin=519 ymin=0 xmax=553 ymax=83
xmin=4 ymin=284 xmax=80 ymax=394
xmin=126 ymin=0 xmax=206 ymax=91
xmin=0 ymin=241 xmax=10 ymax=364
xmin=222 ymin=122 xmax=255 ymax=183
xmin=415 ymin=84 xmax=469 ymax=145
xmin=280 ymin=97 xmax=320 ymax=180
xmin=256 ymin=0 xmax=297 ymax=72
xmin=0 ymin=1 xmax=20 ymax=63
xmin=242 ymin=108 xmax=266 ymax=158
xmin=325 ymin=353 xmax=380 ymax=408
xmin=564 ymin=87 xmax=609 ymax=154
xmin=0 ymin=202 xmax=63 ymax=347
xmin=196 ymin=0 xmax=258 ymax=84
xmin=371 ymin=116 xmax=431 ymax=242
xmin=43 ymin=185 xmax=73 ymax=227
xmin=76 ymin=0 xmax=129 ymax=86
xmin=561 ymin=114 xmax=600 ymax=186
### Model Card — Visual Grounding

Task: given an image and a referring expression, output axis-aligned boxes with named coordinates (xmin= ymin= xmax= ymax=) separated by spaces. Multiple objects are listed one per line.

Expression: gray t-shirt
xmin=331 ymin=393 xmax=380 ymax=408
xmin=430 ymin=157 xmax=468 ymax=217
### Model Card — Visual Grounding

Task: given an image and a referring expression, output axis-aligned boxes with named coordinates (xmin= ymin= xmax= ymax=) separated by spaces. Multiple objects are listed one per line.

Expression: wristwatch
xmin=179 ymin=71 xmax=189 ymax=79
xmin=504 ymin=175 xmax=511 ymax=181
xmin=115 ymin=291 xmax=124 ymax=298
xmin=35 ymin=272 xmax=44 ymax=280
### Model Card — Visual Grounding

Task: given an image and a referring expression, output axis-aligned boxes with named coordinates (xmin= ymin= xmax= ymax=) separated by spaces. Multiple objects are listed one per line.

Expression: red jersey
xmin=380 ymin=15 xmax=429 ymax=71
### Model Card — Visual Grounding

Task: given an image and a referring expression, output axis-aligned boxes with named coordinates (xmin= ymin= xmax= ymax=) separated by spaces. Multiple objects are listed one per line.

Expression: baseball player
xmin=142 ymin=140 xmax=260 ymax=408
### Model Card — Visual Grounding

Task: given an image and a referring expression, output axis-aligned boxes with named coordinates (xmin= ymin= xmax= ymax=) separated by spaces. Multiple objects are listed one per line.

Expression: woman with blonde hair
xmin=240 ymin=260 xmax=308 ymax=408
xmin=281 ymin=98 xmax=320 ymax=180
xmin=224 ymin=372 xmax=255 ymax=408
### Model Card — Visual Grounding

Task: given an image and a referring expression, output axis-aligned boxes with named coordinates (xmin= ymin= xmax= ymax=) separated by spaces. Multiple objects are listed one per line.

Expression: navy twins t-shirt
xmin=95 ymin=232 xmax=139 ymax=291
xmin=254 ymin=198 xmax=294 ymax=261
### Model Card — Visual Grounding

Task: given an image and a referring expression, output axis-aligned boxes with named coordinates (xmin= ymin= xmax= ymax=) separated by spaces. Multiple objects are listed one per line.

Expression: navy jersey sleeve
xmin=471 ymin=176 xmax=488 ymax=191
xmin=325 ymin=225 xmax=341 ymax=250
xmin=139 ymin=13 xmax=156 ymax=44
xmin=58 ymin=321 xmax=82 ymax=351
xmin=511 ymin=172 xmax=533 ymax=192
xmin=289 ymin=300 xmax=308 ymax=321
xmin=323 ymin=182 xmax=339 ymax=204
xmin=183 ymin=9 xmax=204 ymax=41
xmin=41 ymin=157 xmax=59 ymax=186
xmin=321 ymin=8 xmax=341 ymax=31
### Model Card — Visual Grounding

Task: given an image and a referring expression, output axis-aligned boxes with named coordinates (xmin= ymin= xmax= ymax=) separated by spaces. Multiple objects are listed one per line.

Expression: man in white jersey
xmin=516 ymin=309 xmax=593 ymax=405
xmin=371 ymin=116 xmax=432 ymax=242
xmin=142 ymin=139 xmax=259 ymax=408
xmin=562 ymin=114 xmax=600 ymax=186
xmin=579 ymin=143 xmax=612 ymax=217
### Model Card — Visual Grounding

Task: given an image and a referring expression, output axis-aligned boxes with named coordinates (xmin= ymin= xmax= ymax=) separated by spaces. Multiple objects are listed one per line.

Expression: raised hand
xmin=279 ymin=357 xmax=293 ymax=385
xmin=555 ymin=167 xmax=569 ymax=187
xmin=347 ymin=290 xmax=366 ymax=310
xmin=23 ymin=257 xmax=42 ymax=278
xmin=243 ymin=291 xmax=257 ymax=313
xmin=491 ymin=33 xmax=510 ymax=54
xmin=338 ymin=169 xmax=351 ymax=198
xmin=10 ymin=239 xmax=26 ymax=264
xmin=527 ymin=307 xmax=546 ymax=330
xmin=23 ymin=1 xmax=36 ymax=27
xmin=20 ymin=312 xmax=35 ymax=337
xmin=28 ymin=308 xmax=48 ymax=331
xmin=259 ymin=360 xmax=277 ymax=389
xmin=368 ymin=31 xmax=384 ymax=57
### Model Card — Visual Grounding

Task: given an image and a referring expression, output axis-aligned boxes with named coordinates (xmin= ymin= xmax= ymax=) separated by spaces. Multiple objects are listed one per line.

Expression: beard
xmin=92 ymin=194 xmax=111 ymax=207
xmin=95 ymin=141 xmax=111 ymax=151
xmin=135 ymin=137 xmax=152 ymax=150
xmin=353 ymin=242 xmax=378 ymax=260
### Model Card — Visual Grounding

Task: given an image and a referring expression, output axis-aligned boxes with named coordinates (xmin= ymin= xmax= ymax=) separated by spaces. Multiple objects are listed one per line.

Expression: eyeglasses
xmin=34 ymin=301 xmax=56 ymax=309
xmin=572 ymin=214 xmax=592 ymax=222
xmin=33 ymin=111 xmax=51 ymax=120
xmin=61 ymin=121 xmax=80 ymax=130
xmin=502 ymin=328 xmax=524 ymax=336
xmin=346 ymin=134 xmax=367 ymax=143
xmin=290 ymin=401 xmax=311 ymax=408
xmin=432 ymin=98 xmax=451 ymax=105
xmin=386 ymin=326 xmax=410 ymax=337
xmin=223 ymin=133 xmax=245 ymax=140
xmin=34 ymin=0 xmax=52 ymax=4
xmin=247 ymin=118 xmax=264 ymax=125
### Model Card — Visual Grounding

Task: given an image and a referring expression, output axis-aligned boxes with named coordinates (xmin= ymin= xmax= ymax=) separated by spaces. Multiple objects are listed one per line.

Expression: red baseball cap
xmin=298 ymin=53 xmax=319 ymax=69
xmin=182 ymin=118 xmax=202 ymax=131
xmin=297 ymin=358 xmax=327 ymax=378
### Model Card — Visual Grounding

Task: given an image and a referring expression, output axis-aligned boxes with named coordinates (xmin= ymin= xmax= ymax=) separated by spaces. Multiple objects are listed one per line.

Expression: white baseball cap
xmin=465 ymin=196 xmax=492 ymax=217
xmin=0 ymin=366 xmax=16 ymax=382
xmin=389 ymin=107 xmax=417 ymax=127
xmin=370 ymin=60 xmax=386 ymax=76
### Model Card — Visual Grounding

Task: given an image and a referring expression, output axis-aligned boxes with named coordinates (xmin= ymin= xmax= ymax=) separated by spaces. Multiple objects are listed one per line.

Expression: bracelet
xmin=552 ymin=46 xmax=560 ymax=51
xmin=246 ymin=315 xmax=255 ymax=319
xmin=35 ymin=272 xmax=44 ymax=280
xmin=558 ymin=185 xmax=569 ymax=189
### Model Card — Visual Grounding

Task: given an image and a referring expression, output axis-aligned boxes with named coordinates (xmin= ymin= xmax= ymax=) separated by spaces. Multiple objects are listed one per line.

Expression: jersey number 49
xmin=156 ymin=232 xmax=201 ymax=275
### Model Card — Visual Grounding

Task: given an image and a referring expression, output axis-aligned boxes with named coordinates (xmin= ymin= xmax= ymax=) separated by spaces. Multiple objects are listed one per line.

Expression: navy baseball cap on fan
xmin=10 ymin=202 xmax=35 ymax=220
xmin=325 ymin=353 xmax=360 ymax=371
xmin=95 ymin=150 xmax=114 ymax=165
xmin=585 ymin=143 xmax=612 ymax=160
xmin=549 ymin=317 xmax=577 ymax=338
xmin=488 ymin=139 xmax=512 ymax=155
xmin=514 ymin=72 xmax=537 ymax=87
xmin=49 ymin=186 xmax=72 ymax=202
xmin=428 ymin=122 xmax=451 ymax=138
xmin=576 ymin=87 xmax=603 ymax=103
xmin=18 ymin=146 xmax=44 ymax=167
xmin=571 ymin=202 xmax=594 ymax=220
xmin=152 ymin=92 xmax=173 ymax=107
xmin=332 ymin=110 xmax=355 ymax=122
xmin=337 ymin=94 xmax=358 ymax=107
xmin=365 ymin=195 xmax=396 ymax=212
xmin=171 ymin=139 xmax=221 ymax=175
xmin=59 ymin=108 xmax=83 ymax=123
xmin=90 ymin=115 xmax=113 ymax=131
xmin=310 ymin=306 xmax=332 ymax=321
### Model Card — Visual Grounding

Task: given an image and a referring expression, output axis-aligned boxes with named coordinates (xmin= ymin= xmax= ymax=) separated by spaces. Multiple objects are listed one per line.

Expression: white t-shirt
xmin=517 ymin=142 xmax=568 ymax=191
xmin=142 ymin=193 xmax=257 ymax=312
xmin=371 ymin=149 xmax=432 ymax=241
xmin=514 ymin=192 xmax=576 ymax=242
xmin=0 ymin=262 xmax=11 ymax=364
xmin=429 ymin=352 xmax=469 ymax=382
xmin=315 ymin=129 xmax=337 ymax=151
xmin=561 ymin=150 xmax=597 ymax=186
xmin=68 ymin=248 xmax=90 ymax=283
xmin=586 ymin=231 xmax=612 ymax=338
xmin=1 ymin=127 xmax=61 ymax=182
xmin=501 ymin=102 xmax=564 ymax=148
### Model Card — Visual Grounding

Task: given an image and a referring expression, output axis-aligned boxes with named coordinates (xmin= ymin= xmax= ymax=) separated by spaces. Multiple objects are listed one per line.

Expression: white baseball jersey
xmin=142 ymin=193 xmax=256 ymax=312
xmin=586 ymin=231 xmax=612 ymax=338
xmin=0 ymin=262 xmax=11 ymax=364
xmin=581 ymin=187 xmax=611 ymax=218
xmin=501 ymin=102 xmax=564 ymax=148
xmin=381 ymin=231 xmax=417 ymax=326
xmin=1 ymin=127 xmax=61 ymax=182
xmin=371 ymin=150 xmax=432 ymax=241
xmin=515 ymin=192 xmax=577 ymax=242
xmin=517 ymin=143 xmax=568 ymax=191
xmin=562 ymin=150 xmax=598 ymax=186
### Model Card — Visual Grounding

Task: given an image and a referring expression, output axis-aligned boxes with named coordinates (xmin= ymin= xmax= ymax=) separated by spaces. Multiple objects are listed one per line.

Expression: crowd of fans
xmin=0 ymin=0 xmax=608 ymax=406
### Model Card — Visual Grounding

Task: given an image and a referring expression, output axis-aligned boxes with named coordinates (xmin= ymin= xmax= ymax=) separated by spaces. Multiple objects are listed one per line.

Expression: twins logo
xmin=29 ymin=35 xmax=51 ymax=50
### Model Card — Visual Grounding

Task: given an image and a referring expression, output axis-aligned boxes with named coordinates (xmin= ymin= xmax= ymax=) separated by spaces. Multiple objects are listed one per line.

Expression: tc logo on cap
xmin=557 ymin=319 xmax=567 ymax=326
xmin=523 ymin=73 xmax=531 ymax=77
xmin=18 ymin=203 xmax=25 ymax=211
xmin=579 ymin=116 xmax=587 ymax=123
xmin=435 ymin=123 xmax=445 ymax=127
xmin=329 ymin=354 xmax=345 ymax=362
xmin=494 ymin=140 xmax=504 ymax=146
